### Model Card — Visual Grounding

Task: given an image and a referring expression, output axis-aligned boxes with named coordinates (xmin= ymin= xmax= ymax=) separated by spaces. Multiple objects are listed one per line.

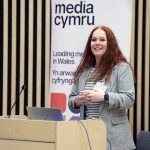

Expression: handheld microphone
xmin=8 ymin=84 xmax=27 ymax=118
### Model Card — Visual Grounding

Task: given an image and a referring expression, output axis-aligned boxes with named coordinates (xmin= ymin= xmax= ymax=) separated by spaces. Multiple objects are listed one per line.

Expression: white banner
xmin=50 ymin=0 xmax=132 ymax=120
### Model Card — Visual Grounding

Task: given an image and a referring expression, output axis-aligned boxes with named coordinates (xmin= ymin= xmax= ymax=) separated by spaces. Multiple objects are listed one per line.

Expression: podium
xmin=0 ymin=118 xmax=106 ymax=150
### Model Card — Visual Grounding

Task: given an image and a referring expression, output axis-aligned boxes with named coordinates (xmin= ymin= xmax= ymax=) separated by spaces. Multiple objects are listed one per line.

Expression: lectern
xmin=0 ymin=118 xmax=106 ymax=150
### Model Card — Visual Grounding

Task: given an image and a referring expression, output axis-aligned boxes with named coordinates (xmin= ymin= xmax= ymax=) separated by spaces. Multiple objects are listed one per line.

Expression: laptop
xmin=26 ymin=107 xmax=64 ymax=121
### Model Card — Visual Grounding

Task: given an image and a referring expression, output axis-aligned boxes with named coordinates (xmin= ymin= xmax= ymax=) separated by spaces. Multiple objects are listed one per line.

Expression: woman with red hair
xmin=68 ymin=26 xmax=135 ymax=150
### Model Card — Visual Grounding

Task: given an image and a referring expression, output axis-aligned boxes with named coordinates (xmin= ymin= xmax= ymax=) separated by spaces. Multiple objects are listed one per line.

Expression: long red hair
xmin=74 ymin=26 xmax=128 ymax=82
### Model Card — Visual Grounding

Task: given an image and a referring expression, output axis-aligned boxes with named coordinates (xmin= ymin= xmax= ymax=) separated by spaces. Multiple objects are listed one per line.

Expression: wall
xmin=0 ymin=0 xmax=50 ymax=115
xmin=129 ymin=0 xmax=150 ymax=140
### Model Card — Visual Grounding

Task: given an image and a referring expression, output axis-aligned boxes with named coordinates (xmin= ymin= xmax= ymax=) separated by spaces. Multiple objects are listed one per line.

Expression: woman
xmin=68 ymin=26 xmax=135 ymax=150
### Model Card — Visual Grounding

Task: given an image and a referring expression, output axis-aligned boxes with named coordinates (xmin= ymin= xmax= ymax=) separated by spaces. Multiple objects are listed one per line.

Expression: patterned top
xmin=84 ymin=68 xmax=100 ymax=119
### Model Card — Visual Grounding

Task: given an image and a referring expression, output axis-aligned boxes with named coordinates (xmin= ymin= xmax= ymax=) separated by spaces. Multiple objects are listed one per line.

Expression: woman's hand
xmin=74 ymin=90 xmax=105 ymax=107
xmin=81 ymin=90 xmax=105 ymax=103
xmin=74 ymin=92 xmax=90 ymax=107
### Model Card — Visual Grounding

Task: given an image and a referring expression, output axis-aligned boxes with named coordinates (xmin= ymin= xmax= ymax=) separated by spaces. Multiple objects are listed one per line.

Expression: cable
xmin=107 ymin=138 xmax=112 ymax=150
xmin=79 ymin=120 xmax=112 ymax=150
xmin=78 ymin=120 xmax=92 ymax=150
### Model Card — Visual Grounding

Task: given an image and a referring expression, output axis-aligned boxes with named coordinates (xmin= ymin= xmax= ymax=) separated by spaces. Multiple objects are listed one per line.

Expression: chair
xmin=136 ymin=131 xmax=150 ymax=150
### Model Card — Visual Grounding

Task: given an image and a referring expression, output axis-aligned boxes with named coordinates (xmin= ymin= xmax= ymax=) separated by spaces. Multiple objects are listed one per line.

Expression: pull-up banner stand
xmin=50 ymin=0 xmax=132 ymax=120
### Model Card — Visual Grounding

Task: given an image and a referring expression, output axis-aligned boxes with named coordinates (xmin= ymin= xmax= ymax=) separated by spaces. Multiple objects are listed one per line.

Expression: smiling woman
xmin=90 ymin=28 xmax=107 ymax=66
xmin=68 ymin=26 xmax=136 ymax=150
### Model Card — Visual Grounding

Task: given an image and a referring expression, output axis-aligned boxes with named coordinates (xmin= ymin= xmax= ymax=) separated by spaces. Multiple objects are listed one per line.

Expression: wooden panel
xmin=45 ymin=0 xmax=50 ymax=107
xmin=56 ymin=120 xmax=106 ymax=150
xmin=0 ymin=119 xmax=106 ymax=150
xmin=36 ymin=0 xmax=42 ymax=106
xmin=0 ymin=119 xmax=56 ymax=142
xmin=28 ymin=0 xmax=34 ymax=107
xmin=19 ymin=0 xmax=25 ymax=115
xmin=129 ymin=0 xmax=136 ymax=134
xmin=11 ymin=0 xmax=17 ymax=115
xmin=144 ymin=0 xmax=150 ymax=130
xmin=136 ymin=0 xmax=143 ymax=136
xmin=0 ymin=140 xmax=54 ymax=150
xmin=3 ymin=0 xmax=8 ymax=115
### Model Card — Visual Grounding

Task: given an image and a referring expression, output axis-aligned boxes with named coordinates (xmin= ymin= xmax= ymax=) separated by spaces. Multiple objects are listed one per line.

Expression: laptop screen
xmin=26 ymin=107 xmax=64 ymax=121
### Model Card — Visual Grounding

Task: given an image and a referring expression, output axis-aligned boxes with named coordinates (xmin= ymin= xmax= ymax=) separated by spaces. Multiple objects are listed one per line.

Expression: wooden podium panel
xmin=0 ymin=118 xmax=106 ymax=150
xmin=0 ymin=139 xmax=54 ymax=150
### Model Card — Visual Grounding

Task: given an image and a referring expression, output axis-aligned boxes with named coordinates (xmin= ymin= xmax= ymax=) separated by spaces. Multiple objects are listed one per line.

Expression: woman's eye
xmin=100 ymin=39 xmax=106 ymax=41
xmin=91 ymin=38 xmax=97 ymax=42
xmin=91 ymin=38 xmax=106 ymax=42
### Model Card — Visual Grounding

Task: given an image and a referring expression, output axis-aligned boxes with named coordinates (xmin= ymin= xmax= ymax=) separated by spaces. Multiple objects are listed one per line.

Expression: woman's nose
xmin=96 ymin=39 xmax=100 ymax=44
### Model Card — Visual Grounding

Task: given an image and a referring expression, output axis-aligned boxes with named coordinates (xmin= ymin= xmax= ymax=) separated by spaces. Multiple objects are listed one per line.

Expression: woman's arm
xmin=108 ymin=63 xmax=135 ymax=109
xmin=68 ymin=81 xmax=80 ymax=114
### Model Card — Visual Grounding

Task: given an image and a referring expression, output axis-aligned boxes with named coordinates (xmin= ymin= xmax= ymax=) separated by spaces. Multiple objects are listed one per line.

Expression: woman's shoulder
xmin=114 ymin=62 xmax=131 ymax=70
xmin=78 ymin=67 xmax=91 ymax=77
xmin=112 ymin=62 xmax=133 ymax=78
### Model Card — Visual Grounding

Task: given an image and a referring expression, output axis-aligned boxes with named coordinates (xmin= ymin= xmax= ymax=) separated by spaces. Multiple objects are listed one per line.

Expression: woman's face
xmin=90 ymin=28 xmax=107 ymax=64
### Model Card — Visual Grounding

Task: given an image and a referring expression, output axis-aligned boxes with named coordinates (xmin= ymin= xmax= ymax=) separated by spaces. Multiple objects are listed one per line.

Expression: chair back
xmin=136 ymin=131 xmax=150 ymax=150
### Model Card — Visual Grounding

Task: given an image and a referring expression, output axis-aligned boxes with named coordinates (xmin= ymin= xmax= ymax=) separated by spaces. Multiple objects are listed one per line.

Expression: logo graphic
xmin=50 ymin=93 xmax=67 ymax=113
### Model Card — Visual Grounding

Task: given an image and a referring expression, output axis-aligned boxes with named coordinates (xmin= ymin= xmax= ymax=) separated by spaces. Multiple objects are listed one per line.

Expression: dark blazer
xmin=68 ymin=62 xmax=136 ymax=150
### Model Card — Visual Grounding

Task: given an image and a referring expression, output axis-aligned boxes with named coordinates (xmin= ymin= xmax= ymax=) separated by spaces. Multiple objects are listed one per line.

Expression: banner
xmin=50 ymin=0 xmax=132 ymax=120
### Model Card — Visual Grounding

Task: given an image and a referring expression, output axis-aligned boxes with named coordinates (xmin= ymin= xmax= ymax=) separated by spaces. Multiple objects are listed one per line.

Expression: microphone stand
xmin=8 ymin=85 xmax=26 ymax=118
